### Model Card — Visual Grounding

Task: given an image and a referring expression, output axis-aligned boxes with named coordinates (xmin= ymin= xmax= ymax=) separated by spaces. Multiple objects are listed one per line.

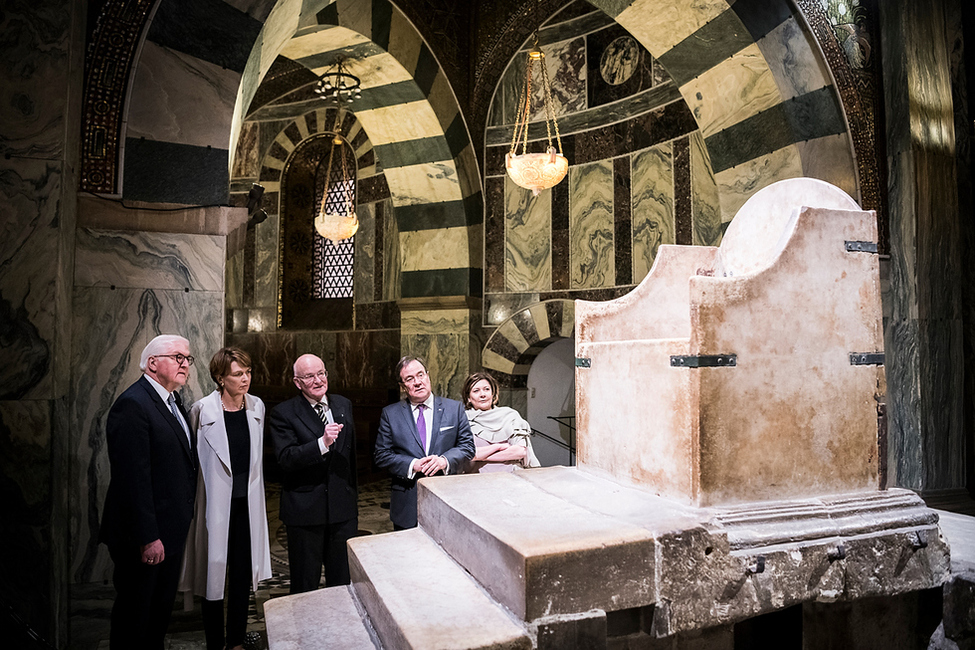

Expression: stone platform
xmin=265 ymin=467 xmax=950 ymax=648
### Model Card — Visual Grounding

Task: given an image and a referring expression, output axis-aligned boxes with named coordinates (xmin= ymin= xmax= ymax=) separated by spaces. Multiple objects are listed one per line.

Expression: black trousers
xmin=108 ymin=542 xmax=183 ymax=650
xmin=202 ymin=496 xmax=252 ymax=650
xmin=286 ymin=517 xmax=357 ymax=594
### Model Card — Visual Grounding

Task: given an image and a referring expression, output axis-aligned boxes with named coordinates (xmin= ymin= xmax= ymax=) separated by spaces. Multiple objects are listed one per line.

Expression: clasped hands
xmin=415 ymin=454 xmax=448 ymax=476
xmin=321 ymin=422 xmax=344 ymax=447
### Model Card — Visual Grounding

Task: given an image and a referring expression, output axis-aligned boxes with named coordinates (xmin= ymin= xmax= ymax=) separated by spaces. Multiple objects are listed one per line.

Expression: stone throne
xmin=575 ymin=177 xmax=886 ymax=506
xmin=265 ymin=179 xmax=950 ymax=650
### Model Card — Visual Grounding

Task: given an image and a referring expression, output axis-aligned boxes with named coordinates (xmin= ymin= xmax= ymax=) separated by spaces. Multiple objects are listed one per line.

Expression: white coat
xmin=179 ymin=391 xmax=272 ymax=601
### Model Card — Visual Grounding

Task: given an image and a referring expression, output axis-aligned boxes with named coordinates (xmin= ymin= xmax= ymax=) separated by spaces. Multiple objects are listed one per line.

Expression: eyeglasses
xmin=154 ymin=353 xmax=195 ymax=367
xmin=296 ymin=370 xmax=328 ymax=382
xmin=401 ymin=369 xmax=428 ymax=385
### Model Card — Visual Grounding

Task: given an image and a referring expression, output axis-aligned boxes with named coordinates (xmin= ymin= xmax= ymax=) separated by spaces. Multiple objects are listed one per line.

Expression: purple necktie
xmin=416 ymin=404 xmax=427 ymax=451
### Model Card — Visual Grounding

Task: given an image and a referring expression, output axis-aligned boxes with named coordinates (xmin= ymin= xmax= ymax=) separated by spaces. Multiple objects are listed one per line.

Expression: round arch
xmin=482 ymin=299 xmax=576 ymax=387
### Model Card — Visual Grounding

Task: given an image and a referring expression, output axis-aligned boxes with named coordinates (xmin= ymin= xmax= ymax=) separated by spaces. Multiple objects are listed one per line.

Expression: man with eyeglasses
xmin=99 ymin=334 xmax=198 ymax=649
xmin=374 ymin=355 xmax=475 ymax=529
xmin=269 ymin=353 xmax=358 ymax=593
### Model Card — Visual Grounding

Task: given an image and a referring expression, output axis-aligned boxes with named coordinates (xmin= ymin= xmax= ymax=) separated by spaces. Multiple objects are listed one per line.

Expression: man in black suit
xmin=270 ymin=353 xmax=358 ymax=593
xmin=374 ymin=356 xmax=475 ymax=530
xmin=99 ymin=334 xmax=198 ymax=650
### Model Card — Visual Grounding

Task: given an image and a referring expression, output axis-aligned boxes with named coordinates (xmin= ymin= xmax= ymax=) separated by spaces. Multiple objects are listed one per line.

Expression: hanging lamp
xmin=505 ymin=29 xmax=568 ymax=196
xmin=314 ymin=135 xmax=359 ymax=242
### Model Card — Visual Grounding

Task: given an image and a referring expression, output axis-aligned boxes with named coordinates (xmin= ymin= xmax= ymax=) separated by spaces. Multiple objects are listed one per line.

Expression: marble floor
xmin=67 ymin=480 xmax=393 ymax=650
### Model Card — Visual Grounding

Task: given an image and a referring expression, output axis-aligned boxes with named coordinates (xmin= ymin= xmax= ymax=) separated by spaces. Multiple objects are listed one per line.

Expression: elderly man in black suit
xmin=99 ymin=334 xmax=198 ymax=650
xmin=270 ymin=353 xmax=358 ymax=593
xmin=375 ymin=356 xmax=475 ymax=530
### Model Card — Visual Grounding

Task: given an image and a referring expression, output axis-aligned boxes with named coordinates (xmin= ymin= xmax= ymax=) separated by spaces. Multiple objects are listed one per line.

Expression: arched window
xmin=279 ymin=132 xmax=357 ymax=330
xmin=312 ymin=135 xmax=356 ymax=299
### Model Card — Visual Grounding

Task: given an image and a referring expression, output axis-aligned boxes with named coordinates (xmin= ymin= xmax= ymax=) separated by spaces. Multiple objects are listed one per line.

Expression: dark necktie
xmin=168 ymin=393 xmax=190 ymax=445
xmin=416 ymin=404 xmax=427 ymax=451
xmin=314 ymin=402 xmax=327 ymax=424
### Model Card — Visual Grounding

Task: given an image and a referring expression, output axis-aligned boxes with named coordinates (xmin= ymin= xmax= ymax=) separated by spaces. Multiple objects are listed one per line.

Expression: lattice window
xmin=312 ymin=137 xmax=356 ymax=299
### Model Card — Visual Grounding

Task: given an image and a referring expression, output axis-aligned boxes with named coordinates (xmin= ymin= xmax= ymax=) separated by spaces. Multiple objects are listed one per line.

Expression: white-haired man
xmin=269 ymin=353 xmax=358 ymax=593
xmin=100 ymin=334 xmax=198 ymax=650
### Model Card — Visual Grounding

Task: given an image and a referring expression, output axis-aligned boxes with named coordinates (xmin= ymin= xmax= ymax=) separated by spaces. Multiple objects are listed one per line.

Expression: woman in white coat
xmin=181 ymin=347 xmax=271 ymax=650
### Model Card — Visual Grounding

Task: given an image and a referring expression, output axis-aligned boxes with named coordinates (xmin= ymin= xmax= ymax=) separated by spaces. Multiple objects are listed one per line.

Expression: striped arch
xmin=271 ymin=6 xmax=482 ymax=298
xmin=482 ymin=300 xmax=576 ymax=387
xmin=578 ymin=0 xmax=857 ymax=219
xmin=117 ymin=0 xmax=481 ymax=298
xmin=253 ymin=105 xmax=373 ymax=198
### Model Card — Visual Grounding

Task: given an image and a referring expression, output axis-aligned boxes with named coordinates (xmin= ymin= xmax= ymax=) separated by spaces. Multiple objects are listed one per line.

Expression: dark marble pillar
xmin=0 ymin=1 xmax=86 ymax=646
xmin=879 ymin=0 xmax=968 ymax=493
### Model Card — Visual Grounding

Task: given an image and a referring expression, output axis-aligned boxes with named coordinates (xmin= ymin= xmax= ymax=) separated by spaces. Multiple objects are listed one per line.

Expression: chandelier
xmin=314 ymin=58 xmax=362 ymax=104
xmin=314 ymin=135 xmax=359 ymax=242
xmin=505 ymin=36 xmax=568 ymax=196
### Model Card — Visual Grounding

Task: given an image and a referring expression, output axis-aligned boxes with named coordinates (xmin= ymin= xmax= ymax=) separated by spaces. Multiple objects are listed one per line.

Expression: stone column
xmin=879 ymin=0 xmax=968 ymax=495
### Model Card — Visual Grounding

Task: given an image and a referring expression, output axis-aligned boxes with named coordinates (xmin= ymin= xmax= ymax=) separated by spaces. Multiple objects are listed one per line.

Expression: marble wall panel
xmin=74 ymin=229 xmax=224 ymax=292
xmin=496 ymin=56 xmax=525 ymax=126
xmin=796 ymin=133 xmax=858 ymax=199
xmin=382 ymin=199 xmax=401 ymax=301
xmin=357 ymin=102 xmax=445 ymax=145
xmin=0 ymin=5 xmax=70 ymax=159
xmin=292 ymin=330 xmax=340 ymax=370
xmin=354 ymin=202 xmax=376 ymax=304
xmin=69 ymin=284 xmax=224 ymax=583
xmin=383 ymin=161 xmax=462 ymax=207
xmin=0 ymin=160 xmax=64 ymax=401
xmin=232 ymin=121 xmax=261 ymax=179
xmin=400 ymin=333 xmax=469 ymax=401
xmin=631 ymin=143 xmax=675 ymax=283
xmin=617 ymin=0 xmax=729 ymax=55
xmin=483 ymin=175 xmax=506 ymax=294
xmin=126 ymin=42 xmax=241 ymax=149
xmin=758 ymin=16 xmax=831 ymax=102
xmin=681 ymin=43 xmax=781 ymax=139
xmin=713 ymin=144 xmax=803 ymax=223
xmin=335 ymin=329 xmax=401 ymax=392
xmin=690 ymin=133 xmax=722 ymax=246
xmin=529 ymin=37 xmax=587 ymax=120
xmin=226 ymin=249 xmax=245 ymax=310
xmin=569 ymin=161 xmax=615 ymax=289
xmin=255 ymin=213 xmax=280 ymax=309
xmin=505 ymin=177 xmax=552 ymax=292
xmin=399 ymin=227 xmax=470 ymax=272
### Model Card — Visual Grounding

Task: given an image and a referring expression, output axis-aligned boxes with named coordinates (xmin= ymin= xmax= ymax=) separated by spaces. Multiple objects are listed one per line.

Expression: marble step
xmin=415 ymin=466 xmax=687 ymax=622
xmin=348 ymin=527 xmax=532 ymax=650
xmin=264 ymin=584 xmax=378 ymax=650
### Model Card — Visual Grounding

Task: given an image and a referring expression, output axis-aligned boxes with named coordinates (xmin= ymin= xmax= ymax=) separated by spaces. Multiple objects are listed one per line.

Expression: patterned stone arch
xmin=584 ymin=0 xmax=859 ymax=218
xmin=249 ymin=105 xmax=373 ymax=328
xmin=482 ymin=300 xmax=576 ymax=387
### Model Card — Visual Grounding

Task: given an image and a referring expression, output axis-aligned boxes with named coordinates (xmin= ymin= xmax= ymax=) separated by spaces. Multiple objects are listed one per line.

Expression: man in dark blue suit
xmin=375 ymin=356 xmax=475 ymax=529
xmin=99 ymin=334 xmax=198 ymax=650
xmin=270 ymin=353 xmax=358 ymax=593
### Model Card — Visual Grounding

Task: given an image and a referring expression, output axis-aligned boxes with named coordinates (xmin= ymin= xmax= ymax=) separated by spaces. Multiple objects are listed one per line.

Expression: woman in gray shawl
xmin=462 ymin=371 xmax=540 ymax=473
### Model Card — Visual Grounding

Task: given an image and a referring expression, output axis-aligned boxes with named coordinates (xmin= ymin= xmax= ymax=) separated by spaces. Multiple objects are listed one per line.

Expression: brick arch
xmin=482 ymin=300 xmax=575 ymax=387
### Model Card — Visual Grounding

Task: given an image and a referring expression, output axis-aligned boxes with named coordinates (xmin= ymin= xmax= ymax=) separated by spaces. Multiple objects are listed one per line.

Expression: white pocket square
xmin=440 ymin=426 xmax=451 ymax=431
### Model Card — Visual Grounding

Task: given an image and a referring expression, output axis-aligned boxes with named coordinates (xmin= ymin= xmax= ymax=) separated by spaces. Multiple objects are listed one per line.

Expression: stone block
xmin=263 ymin=585 xmax=377 ymax=650
xmin=418 ymin=469 xmax=658 ymax=621
xmin=534 ymin=610 xmax=608 ymax=650
xmin=944 ymin=572 xmax=975 ymax=645
xmin=348 ymin=528 xmax=531 ymax=649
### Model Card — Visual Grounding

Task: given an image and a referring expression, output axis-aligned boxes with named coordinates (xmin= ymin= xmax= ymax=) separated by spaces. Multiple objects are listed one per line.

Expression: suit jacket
xmin=100 ymin=376 xmax=198 ymax=556
xmin=269 ymin=393 xmax=357 ymax=527
xmin=374 ymin=396 xmax=475 ymax=528
xmin=180 ymin=391 xmax=272 ymax=600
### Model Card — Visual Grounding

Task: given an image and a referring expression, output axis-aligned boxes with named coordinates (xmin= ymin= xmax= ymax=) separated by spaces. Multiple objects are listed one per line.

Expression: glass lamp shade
xmin=314 ymin=211 xmax=359 ymax=243
xmin=505 ymin=147 xmax=568 ymax=196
